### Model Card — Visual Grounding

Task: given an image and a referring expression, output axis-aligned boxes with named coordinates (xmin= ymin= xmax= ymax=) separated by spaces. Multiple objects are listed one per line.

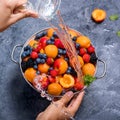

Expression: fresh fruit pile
xmin=21 ymin=28 xmax=97 ymax=96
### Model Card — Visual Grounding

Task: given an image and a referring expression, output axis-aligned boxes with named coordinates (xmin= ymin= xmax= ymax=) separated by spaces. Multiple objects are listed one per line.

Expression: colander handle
xmin=11 ymin=44 xmax=23 ymax=64
xmin=95 ymin=59 xmax=107 ymax=79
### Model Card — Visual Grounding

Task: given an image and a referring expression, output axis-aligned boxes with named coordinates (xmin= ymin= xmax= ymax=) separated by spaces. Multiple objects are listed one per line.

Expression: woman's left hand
xmin=0 ymin=0 xmax=38 ymax=32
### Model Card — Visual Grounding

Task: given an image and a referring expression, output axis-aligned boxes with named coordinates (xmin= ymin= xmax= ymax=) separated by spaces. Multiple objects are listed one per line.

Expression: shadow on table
xmin=9 ymin=66 xmax=50 ymax=120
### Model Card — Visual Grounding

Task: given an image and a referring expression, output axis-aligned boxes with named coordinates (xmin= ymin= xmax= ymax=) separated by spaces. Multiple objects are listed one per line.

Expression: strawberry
xmin=39 ymin=36 xmax=49 ymax=48
xmin=79 ymin=48 xmax=87 ymax=56
xmin=74 ymin=82 xmax=84 ymax=90
xmin=87 ymin=45 xmax=95 ymax=54
xmin=48 ymin=76 xmax=56 ymax=83
xmin=54 ymin=39 xmax=64 ymax=48
xmin=82 ymin=53 xmax=90 ymax=63
xmin=30 ymin=51 xmax=38 ymax=59
xmin=46 ymin=57 xmax=54 ymax=65
xmin=50 ymin=69 xmax=58 ymax=77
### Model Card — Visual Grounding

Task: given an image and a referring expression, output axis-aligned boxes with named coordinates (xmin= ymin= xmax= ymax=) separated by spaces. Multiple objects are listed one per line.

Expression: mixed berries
xmin=21 ymin=28 xmax=97 ymax=96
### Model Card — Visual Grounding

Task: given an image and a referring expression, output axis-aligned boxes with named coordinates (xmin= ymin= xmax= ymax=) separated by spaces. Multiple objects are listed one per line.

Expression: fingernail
xmin=66 ymin=91 xmax=74 ymax=97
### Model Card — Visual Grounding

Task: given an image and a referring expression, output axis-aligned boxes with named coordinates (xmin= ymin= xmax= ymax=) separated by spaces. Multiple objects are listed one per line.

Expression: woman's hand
xmin=36 ymin=91 xmax=84 ymax=120
xmin=0 ymin=0 xmax=38 ymax=32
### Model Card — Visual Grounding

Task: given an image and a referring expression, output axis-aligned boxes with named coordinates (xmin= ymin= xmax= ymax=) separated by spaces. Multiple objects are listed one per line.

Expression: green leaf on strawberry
xmin=83 ymin=75 xmax=96 ymax=86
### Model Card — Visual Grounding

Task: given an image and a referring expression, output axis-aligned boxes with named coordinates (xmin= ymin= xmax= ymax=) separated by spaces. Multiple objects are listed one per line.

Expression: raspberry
xmin=87 ymin=45 xmax=95 ymax=54
xmin=54 ymin=39 xmax=64 ymax=48
xmin=74 ymin=82 xmax=84 ymax=91
xmin=83 ymin=53 xmax=90 ymax=63
xmin=50 ymin=69 xmax=58 ymax=77
xmin=79 ymin=48 xmax=87 ymax=56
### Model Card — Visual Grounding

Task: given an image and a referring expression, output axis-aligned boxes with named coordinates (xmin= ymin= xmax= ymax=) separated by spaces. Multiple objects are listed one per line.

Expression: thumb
xmin=59 ymin=91 xmax=74 ymax=106
xmin=9 ymin=10 xmax=38 ymax=25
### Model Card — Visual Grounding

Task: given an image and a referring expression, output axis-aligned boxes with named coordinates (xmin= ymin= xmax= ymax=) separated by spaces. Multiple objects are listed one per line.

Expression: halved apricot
xmin=59 ymin=74 xmax=75 ymax=88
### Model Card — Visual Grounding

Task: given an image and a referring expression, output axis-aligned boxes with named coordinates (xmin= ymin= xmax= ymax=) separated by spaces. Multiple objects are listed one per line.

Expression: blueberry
xmin=41 ymin=59 xmax=45 ymax=64
xmin=21 ymin=52 xmax=27 ymax=58
xmin=38 ymin=53 xmax=43 ymax=58
xmin=68 ymin=66 xmax=72 ymax=70
xmin=53 ymin=32 xmax=58 ymax=38
xmin=51 ymin=41 xmax=54 ymax=44
xmin=27 ymin=58 xmax=34 ymax=67
xmin=36 ymin=58 xmax=41 ymax=64
xmin=49 ymin=67 xmax=54 ymax=71
xmin=43 ymin=31 xmax=47 ymax=36
xmin=58 ymin=49 xmax=63 ymax=54
xmin=72 ymin=36 xmax=77 ymax=41
xmin=35 ymin=32 xmax=44 ymax=39
xmin=75 ymin=43 xmax=80 ymax=49
xmin=65 ymin=57 xmax=69 ymax=61
xmin=50 ymin=37 xmax=55 ymax=41
xmin=33 ymin=65 xmax=38 ymax=69
xmin=42 ymin=54 xmax=47 ymax=59
xmin=46 ymin=40 xmax=52 ymax=45
xmin=36 ymin=71 xmax=40 ymax=75
xmin=66 ymin=69 xmax=71 ymax=74
xmin=25 ymin=50 xmax=31 ymax=56
xmin=24 ymin=45 xmax=31 ymax=51
xmin=62 ymin=50 xmax=67 ymax=54
xmin=57 ymin=54 xmax=61 ymax=58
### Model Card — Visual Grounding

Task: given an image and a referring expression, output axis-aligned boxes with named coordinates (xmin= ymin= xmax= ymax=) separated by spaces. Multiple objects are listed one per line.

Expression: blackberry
xmin=90 ymin=53 xmax=98 ymax=64
xmin=71 ymin=69 xmax=77 ymax=77
xmin=21 ymin=61 xmax=27 ymax=72
xmin=27 ymin=58 xmax=34 ymax=68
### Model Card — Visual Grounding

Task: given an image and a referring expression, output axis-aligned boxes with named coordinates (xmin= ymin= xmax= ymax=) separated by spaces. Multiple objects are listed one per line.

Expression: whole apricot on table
xmin=92 ymin=8 xmax=106 ymax=23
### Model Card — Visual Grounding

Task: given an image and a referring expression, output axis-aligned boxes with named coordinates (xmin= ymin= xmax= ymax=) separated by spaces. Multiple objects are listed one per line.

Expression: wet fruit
xmin=59 ymin=74 xmax=75 ymax=88
xmin=45 ymin=45 xmax=58 ymax=58
xmin=76 ymin=36 xmax=91 ymax=48
xmin=24 ymin=68 xmax=36 ymax=83
xmin=82 ymin=63 xmax=95 ymax=76
xmin=47 ymin=83 xmax=63 ymax=96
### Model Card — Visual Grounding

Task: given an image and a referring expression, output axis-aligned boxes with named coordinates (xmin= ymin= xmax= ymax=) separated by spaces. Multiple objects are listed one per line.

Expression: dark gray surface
xmin=0 ymin=0 xmax=120 ymax=120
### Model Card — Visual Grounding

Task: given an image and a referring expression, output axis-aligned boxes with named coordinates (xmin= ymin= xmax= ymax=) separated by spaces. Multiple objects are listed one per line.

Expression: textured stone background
xmin=0 ymin=0 xmax=120 ymax=120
